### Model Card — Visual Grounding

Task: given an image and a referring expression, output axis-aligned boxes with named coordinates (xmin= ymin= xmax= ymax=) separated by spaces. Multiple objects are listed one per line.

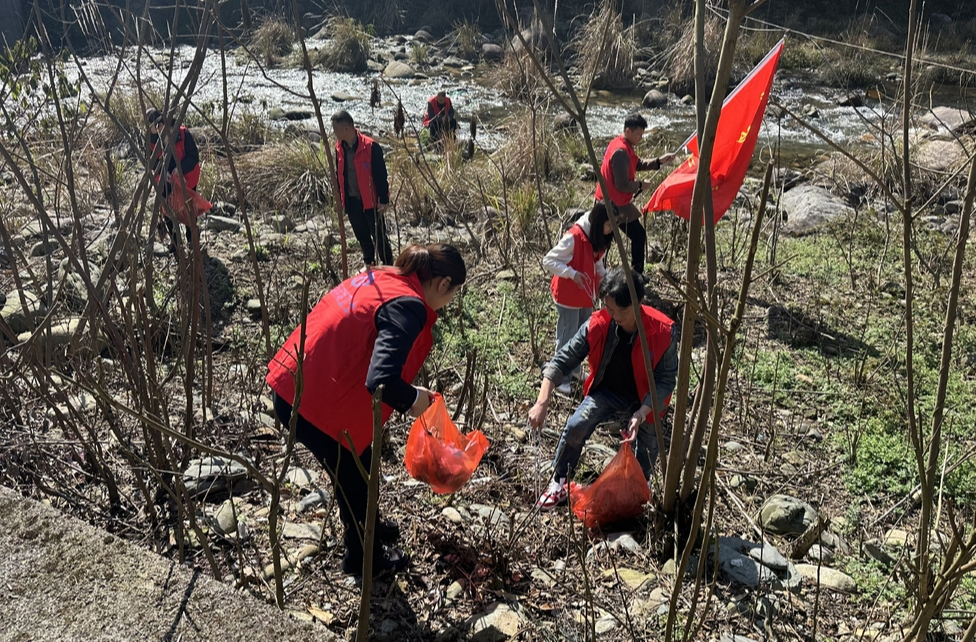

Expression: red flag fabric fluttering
xmin=644 ymin=39 xmax=784 ymax=222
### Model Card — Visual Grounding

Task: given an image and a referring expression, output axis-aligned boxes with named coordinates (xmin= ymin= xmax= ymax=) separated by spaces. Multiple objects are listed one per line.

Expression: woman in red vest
xmin=422 ymin=90 xmax=457 ymax=143
xmin=266 ymin=244 xmax=466 ymax=576
xmin=147 ymin=108 xmax=208 ymax=252
xmin=527 ymin=268 xmax=678 ymax=509
xmin=542 ymin=202 xmax=617 ymax=395
xmin=595 ymin=112 xmax=677 ymax=274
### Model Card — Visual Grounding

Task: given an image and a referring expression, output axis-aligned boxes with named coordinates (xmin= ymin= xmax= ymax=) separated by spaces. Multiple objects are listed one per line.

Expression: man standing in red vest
xmin=422 ymin=90 xmax=457 ymax=144
xmin=595 ymin=113 xmax=677 ymax=274
xmin=332 ymin=110 xmax=394 ymax=267
xmin=527 ymin=267 xmax=678 ymax=509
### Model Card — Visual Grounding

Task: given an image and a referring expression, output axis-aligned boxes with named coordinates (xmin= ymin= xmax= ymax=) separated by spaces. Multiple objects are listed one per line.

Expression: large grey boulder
xmin=383 ymin=61 xmax=416 ymax=78
xmin=794 ymin=564 xmax=857 ymax=592
xmin=916 ymin=138 xmax=969 ymax=173
xmin=466 ymin=602 xmax=526 ymax=642
xmin=206 ymin=216 xmax=242 ymax=233
xmin=183 ymin=457 xmax=251 ymax=499
xmin=482 ymin=43 xmax=504 ymax=61
xmin=920 ymin=106 xmax=975 ymax=133
xmin=757 ymin=494 xmax=819 ymax=535
xmin=642 ymin=89 xmax=668 ymax=108
xmin=780 ymin=185 xmax=854 ymax=235
xmin=1 ymin=290 xmax=45 ymax=334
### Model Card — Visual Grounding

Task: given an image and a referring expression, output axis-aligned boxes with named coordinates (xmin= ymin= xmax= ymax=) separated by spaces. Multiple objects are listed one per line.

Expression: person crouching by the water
xmin=147 ymin=108 xmax=208 ymax=252
xmin=542 ymin=202 xmax=619 ymax=396
xmin=528 ymin=268 xmax=678 ymax=509
xmin=266 ymin=244 xmax=467 ymax=576
xmin=332 ymin=109 xmax=395 ymax=269
xmin=422 ymin=90 xmax=458 ymax=144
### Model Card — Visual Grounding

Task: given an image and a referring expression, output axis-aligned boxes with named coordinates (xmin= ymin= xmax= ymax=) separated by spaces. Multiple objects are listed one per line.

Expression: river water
xmin=69 ymin=39 xmax=976 ymax=163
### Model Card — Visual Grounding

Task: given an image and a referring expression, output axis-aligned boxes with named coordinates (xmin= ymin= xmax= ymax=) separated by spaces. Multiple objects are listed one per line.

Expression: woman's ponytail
xmin=395 ymin=243 xmax=467 ymax=286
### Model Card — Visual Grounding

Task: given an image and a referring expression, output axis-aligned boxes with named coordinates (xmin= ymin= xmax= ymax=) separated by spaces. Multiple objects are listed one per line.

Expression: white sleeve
xmin=542 ymin=233 xmax=578 ymax=280
xmin=594 ymin=256 xmax=607 ymax=281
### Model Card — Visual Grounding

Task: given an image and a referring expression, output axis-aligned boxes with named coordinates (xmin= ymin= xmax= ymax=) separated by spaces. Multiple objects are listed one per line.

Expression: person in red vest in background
xmin=422 ymin=90 xmax=457 ymax=144
xmin=595 ymin=112 xmax=677 ymax=274
xmin=528 ymin=268 xmax=678 ymax=509
xmin=266 ymin=244 xmax=466 ymax=577
xmin=147 ymin=108 xmax=208 ymax=252
xmin=542 ymin=202 xmax=619 ymax=395
xmin=332 ymin=110 xmax=394 ymax=268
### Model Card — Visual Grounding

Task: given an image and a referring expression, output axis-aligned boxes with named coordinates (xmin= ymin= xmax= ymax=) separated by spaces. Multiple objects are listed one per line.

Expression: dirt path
xmin=0 ymin=486 xmax=337 ymax=642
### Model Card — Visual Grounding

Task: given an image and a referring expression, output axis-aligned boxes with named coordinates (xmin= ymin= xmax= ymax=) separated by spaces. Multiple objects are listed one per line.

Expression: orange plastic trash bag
xmin=404 ymin=394 xmax=490 ymax=494
xmin=569 ymin=442 xmax=650 ymax=528
xmin=167 ymin=171 xmax=212 ymax=226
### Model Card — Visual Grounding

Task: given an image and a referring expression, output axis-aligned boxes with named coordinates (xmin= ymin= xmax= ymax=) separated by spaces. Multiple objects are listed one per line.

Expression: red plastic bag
xmin=404 ymin=394 xmax=490 ymax=494
xmin=167 ymin=172 xmax=212 ymax=226
xmin=569 ymin=442 xmax=650 ymax=528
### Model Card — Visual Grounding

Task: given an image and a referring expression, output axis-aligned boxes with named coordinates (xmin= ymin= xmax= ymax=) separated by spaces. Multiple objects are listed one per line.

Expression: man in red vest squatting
xmin=595 ymin=112 xmax=677 ymax=274
xmin=422 ymin=90 xmax=458 ymax=144
xmin=332 ymin=110 xmax=394 ymax=267
xmin=528 ymin=267 xmax=678 ymax=509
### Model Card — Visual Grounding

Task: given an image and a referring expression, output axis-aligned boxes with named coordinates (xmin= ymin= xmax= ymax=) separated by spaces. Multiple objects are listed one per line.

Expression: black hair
xmin=599 ymin=266 xmax=644 ymax=307
xmin=330 ymin=110 xmax=355 ymax=126
xmin=145 ymin=108 xmax=174 ymax=127
xmin=395 ymin=243 xmax=467 ymax=286
xmin=623 ymin=112 xmax=648 ymax=131
xmin=586 ymin=201 xmax=619 ymax=254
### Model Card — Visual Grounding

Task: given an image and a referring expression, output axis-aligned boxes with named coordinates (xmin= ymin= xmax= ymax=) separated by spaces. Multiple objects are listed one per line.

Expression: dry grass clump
xmin=229 ymin=141 xmax=332 ymax=211
xmin=493 ymin=106 xmax=575 ymax=186
xmin=665 ymin=14 xmax=722 ymax=97
xmin=316 ymin=17 xmax=371 ymax=73
xmin=250 ymin=16 xmax=295 ymax=67
xmin=492 ymin=50 xmax=547 ymax=101
xmin=572 ymin=0 xmax=637 ymax=91
xmin=450 ymin=20 xmax=482 ymax=60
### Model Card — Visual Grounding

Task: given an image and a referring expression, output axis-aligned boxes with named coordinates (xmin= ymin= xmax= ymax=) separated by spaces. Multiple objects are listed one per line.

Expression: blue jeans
xmin=552 ymin=388 xmax=667 ymax=481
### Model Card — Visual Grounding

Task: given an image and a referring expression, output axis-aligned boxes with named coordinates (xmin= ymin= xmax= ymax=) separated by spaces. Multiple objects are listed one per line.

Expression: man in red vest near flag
xmin=422 ymin=90 xmax=458 ymax=144
xmin=595 ymin=113 xmax=677 ymax=274
xmin=332 ymin=110 xmax=394 ymax=267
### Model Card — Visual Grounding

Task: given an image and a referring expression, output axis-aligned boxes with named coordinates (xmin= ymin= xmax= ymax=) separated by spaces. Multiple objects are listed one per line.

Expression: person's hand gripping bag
xmin=404 ymin=394 xmax=489 ymax=494
xmin=569 ymin=442 xmax=650 ymax=528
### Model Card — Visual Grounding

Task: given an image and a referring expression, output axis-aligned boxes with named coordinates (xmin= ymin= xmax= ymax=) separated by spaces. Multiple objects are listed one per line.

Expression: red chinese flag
xmin=645 ymin=39 xmax=784 ymax=222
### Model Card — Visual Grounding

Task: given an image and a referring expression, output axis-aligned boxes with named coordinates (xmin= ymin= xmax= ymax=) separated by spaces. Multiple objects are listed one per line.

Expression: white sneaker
xmin=555 ymin=381 xmax=573 ymax=396
xmin=536 ymin=478 xmax=568 ymax=510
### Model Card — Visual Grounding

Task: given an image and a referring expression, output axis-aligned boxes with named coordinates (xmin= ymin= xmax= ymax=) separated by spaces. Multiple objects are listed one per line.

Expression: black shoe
xmin=377 ymin=518 xmax=400 ymax=544
xmin=342 ymin=546 xmax=409 ymax=577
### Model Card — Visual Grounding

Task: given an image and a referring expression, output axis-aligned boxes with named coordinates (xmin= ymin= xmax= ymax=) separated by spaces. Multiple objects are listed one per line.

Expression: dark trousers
xmin=428 ymin=117 xmax=457 ymax=142
xmin=164 ymin=217 xmax=194 ymax=248
xmin=273 ymin=394 xmax=379 ymax=564
xmin=624 ymin=218 xmax=647 ymax=275
xmin=600 ymin=200 xmax=647 ymax=274
xmin=346 ymin=196 xmax=394 ymax=266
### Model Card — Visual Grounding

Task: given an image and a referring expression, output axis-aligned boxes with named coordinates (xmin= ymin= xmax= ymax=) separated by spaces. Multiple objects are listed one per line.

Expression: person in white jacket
xmin=543 ymin=203 xmax=618 ymax=394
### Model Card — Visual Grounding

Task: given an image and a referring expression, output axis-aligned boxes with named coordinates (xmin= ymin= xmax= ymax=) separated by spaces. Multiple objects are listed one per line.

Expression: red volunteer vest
xmin=154 ymin=126 xmax=200 ymax=190
xmin=265 ymin=270 xmax=436 ymax=454
xmin=423 ymin=96 xmax=452 ymax=127
xmin=594 ymin=135 xmax=638 ymax=207
xmin=550 ymin=224 xmax=603 ymax=308
xmin=335 ymin=130 xmax=378 ymax=210
xmin=583 ymin=306 xmax=674 ymax=415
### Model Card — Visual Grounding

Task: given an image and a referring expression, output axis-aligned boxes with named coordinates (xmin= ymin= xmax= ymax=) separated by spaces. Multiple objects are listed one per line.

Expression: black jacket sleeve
xmin=179 ymin=128 xmax=200 ymax=176
xmin=371 ymin=142 xmax=390 ymax=205
xmin=366 ymin=296 xmax=428 ymax=412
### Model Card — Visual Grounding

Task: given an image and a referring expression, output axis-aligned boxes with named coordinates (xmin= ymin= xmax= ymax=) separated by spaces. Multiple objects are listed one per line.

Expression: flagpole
xmin=674 ymin=38 xmax=786 ymax=153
